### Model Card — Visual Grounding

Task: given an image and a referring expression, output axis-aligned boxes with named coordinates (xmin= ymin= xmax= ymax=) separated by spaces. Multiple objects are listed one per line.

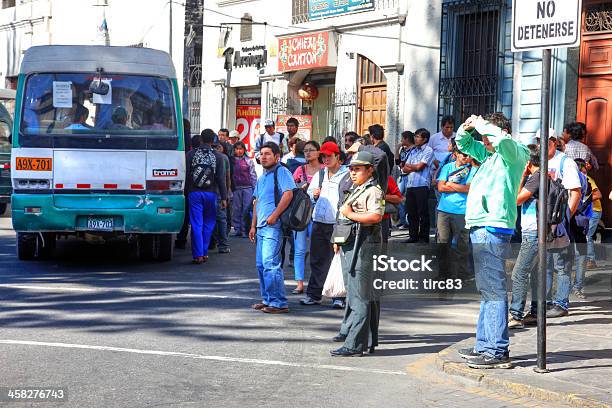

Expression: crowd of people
xmin=178 ymin=113 xmax=607 ymax=366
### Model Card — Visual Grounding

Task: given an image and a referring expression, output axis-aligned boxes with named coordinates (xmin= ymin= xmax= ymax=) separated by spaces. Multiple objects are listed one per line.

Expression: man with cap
xmin=535 ymin=128 xmax=583 ymax=319
xmin=228 ymin=130 xmax=240 ymax=145
xmin=330 ymin=150 xmax=385 ymax=357
xmin=301 ymin=141 xmax=349 ymax=307
xmin=254 ymin=119 xmax=288 ymax=162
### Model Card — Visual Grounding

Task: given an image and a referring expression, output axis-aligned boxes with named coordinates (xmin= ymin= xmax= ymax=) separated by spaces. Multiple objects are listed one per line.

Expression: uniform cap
xmin=349 ymin=151 xmax=375 ymax=166
xmin=264 ymin=119 xmax=275 ymax=127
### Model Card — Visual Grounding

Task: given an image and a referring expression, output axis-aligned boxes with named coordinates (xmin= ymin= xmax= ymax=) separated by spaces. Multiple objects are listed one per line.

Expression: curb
xmin=435 ymin=343 xmax=611 ymax=408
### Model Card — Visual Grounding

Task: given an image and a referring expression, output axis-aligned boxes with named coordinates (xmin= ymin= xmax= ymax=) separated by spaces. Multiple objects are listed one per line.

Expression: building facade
xmin=200 ymin=0 xmax=441 ymax=150
xmin=201 ymin=0 xmax=611 ymax=224
xmin=0 ymin=0 xmax=186 ymax=93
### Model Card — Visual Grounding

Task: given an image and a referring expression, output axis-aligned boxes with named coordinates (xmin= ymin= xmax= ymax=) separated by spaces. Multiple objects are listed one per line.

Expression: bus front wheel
xmin=139 ymin=234 xmax=173 ymax=262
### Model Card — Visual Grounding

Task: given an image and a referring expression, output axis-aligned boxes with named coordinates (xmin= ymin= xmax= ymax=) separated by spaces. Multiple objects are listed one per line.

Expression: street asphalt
xmin=0 ymin=216 xmax=569 ymax=408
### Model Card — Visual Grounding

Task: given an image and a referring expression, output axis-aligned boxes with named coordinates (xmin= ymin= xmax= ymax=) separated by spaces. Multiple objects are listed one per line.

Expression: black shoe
xmin=330 ymin=347 xmax=363 ymax=357
xmin=546 ymin=305 xmax=568 ymax=318
xmin=466 ymin=354 xmax=512 ymax=369
xmin=458 ymin=347 xmax=481 ymax=359
xmin=368 ymin=346 xmax=376 ymax=354
xmin=332 ymin=334 xmax=347 ymax=342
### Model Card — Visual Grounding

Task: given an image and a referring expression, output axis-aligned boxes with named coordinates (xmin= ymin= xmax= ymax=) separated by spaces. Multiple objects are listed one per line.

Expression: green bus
xmin=11 ymin=45 xmax=185 ymax=261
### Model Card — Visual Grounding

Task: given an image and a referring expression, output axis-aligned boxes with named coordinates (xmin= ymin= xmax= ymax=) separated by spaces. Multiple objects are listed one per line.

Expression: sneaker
xmin=218 ymin=247 xmax=231 ymax=254
xmin=466 ymin=354 xmax=512 ymax=369
xmin=573 ymin=289 xmax=586 ymax=300
xmin=332 ymin=299 xmax=345 ymax=309
xmin=522 ymin=313 xmax=537 ymax=326
xmin=508 ymin=316 xmax=524 ymax=329
xmin=300 ymin=296 xmax=321 ymax=306
xmin=586 ymin=260 xmax=597 ymax=269
xmin=546 ymin=305 xmax=568 ymax=318
xmin=458 ymin=347 xmax=481 ymax=359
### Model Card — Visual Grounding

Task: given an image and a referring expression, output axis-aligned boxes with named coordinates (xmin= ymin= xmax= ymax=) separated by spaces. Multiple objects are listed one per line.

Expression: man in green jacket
xmin=455 ymin=113 xmax=530 ymax=369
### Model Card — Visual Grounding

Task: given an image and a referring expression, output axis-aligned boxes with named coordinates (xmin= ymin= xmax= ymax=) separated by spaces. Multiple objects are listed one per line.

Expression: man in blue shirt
xmin=401 ymin=128 xmax=434 ymax=243
xmin=249 ymin=142 xmax=296 ymax=314
xmin=436 ymin=148 xmax=477 ymax=280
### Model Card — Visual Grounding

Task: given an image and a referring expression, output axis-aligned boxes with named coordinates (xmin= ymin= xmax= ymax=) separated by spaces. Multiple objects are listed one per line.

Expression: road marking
xmin=0 ymin=339 xmax=407 ymax=376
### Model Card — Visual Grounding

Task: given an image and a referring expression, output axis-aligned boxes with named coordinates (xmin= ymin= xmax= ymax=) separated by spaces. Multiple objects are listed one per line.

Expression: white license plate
xmin=87 ymin=217 xmax=114 ymax=231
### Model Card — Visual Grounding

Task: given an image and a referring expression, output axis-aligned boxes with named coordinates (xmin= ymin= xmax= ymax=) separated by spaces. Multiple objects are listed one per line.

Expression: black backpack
xmin=547 ymin=177 xmax=568 ymax=226
xmin=191 ymin=146 xmax=216 ymax=189
xmin=273 ymin=165 xmax=312 ymax=234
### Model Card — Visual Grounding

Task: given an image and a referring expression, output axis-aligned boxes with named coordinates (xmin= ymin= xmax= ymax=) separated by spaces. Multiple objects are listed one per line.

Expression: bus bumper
xmin=11 ymin=194 xmax=185 ymax=234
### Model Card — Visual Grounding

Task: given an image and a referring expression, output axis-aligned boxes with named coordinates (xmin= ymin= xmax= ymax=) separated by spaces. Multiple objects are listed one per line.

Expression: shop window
xmin=292 ymin=0 xmax=309 ymax=24
xmin=438 ymin=0 xmax=504 ymax=124
xmin=240 ymin=13 xmax=252 ymax=42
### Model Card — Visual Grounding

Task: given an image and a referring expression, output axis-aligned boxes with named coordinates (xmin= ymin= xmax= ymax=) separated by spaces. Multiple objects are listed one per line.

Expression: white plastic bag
xmin=322 ymin=253 xmax=346 ymax=298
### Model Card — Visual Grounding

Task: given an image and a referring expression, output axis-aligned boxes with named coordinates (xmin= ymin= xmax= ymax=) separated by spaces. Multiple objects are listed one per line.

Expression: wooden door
xmin=357 ymin=55 xmax=387 ymax=135
xmin=577 ymin=1 xmax=612 ymax=225
xmin=359 ymin=85 xmax=387 ymax=135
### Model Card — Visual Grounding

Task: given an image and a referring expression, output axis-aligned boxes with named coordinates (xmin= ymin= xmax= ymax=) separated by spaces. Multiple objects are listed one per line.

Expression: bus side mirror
xmin=89 ymin=80 xmax=110 ymax=96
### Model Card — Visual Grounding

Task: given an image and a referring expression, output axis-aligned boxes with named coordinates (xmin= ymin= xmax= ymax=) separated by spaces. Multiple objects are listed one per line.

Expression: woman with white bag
xmin=330 ymin=151 xmax=384 ymax=357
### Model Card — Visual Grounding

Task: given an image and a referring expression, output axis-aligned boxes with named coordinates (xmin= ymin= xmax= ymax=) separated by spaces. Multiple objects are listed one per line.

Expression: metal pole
xmin=169 ymin=0 xmax=173 ymax=57
xmin=535 ymin=48 xmax=552 ymax=374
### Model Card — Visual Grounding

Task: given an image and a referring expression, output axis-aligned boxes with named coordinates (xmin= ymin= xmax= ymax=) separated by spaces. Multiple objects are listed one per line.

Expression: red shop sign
xmin=278 ymin=31 xmax=337 ymax=72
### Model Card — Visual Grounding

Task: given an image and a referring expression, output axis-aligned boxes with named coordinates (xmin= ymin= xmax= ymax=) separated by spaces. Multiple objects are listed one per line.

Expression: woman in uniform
xmin=331 ymin=151 xmax=385 ymax=357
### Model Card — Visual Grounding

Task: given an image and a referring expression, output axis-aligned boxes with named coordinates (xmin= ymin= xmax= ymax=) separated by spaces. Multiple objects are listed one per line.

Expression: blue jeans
xmin=256 ymin=224 xmax=288 ymax=309
xmin=586 ymin=210 xmax=602 ymax=261
xmin=398 ymin=176 xmax=408 ymax=225
xmin=213 ymin=197 xmax=229 ymax=250
xmin=547 ymin=248 xmax=571 ymax=310
xmin=510 ymin=231 xmax=538 ymax=320
xmin=188 ymin=191 xmax=217 ymax=258
xmin=293 ymin=221 xmax=312 ymax=281
xmin=470 ymin=227 xmax=511 ymax=359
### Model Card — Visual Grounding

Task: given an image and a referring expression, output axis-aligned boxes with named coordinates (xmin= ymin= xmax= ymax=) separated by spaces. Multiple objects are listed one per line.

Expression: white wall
xmin=0 ymin=0 xmax=185 ymax=90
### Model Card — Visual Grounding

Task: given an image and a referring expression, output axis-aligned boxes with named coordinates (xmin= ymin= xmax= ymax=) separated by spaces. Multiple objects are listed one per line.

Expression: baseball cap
xmin=349 ymin=151 xmax=374 ymax=167
xmin=320 ymin=141 xmax=340 ymax=156
xmin=264 ymin=119 xmax=275 ymax=127
xmin=535 ymin=128 xmax=557 ymax=140
xmin=229 ymin=130 xmax=239 ymax=139
xmin=520 ymin=133 xmax=538 ymax=147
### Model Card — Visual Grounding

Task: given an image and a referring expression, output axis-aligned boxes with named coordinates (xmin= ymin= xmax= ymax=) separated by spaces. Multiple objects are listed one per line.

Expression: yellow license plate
xmin=15 ymin=157 xmax=53 ymax=171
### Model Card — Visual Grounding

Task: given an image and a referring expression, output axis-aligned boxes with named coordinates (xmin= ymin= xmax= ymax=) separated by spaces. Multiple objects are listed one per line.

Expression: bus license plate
xmin=87 ymin=217 xmax=114 ymax=231
xmin=16 ymin=157 xmax=53 ymax=171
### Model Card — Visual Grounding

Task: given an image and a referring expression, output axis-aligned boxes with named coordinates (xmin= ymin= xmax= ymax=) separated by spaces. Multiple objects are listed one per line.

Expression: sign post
xmin=511 ymin=0 xmax=582 ymax=373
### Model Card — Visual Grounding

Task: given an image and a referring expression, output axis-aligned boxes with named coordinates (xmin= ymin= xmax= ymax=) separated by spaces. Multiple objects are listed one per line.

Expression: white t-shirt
xmin=547 ymin=150 xmax=581 ymax=190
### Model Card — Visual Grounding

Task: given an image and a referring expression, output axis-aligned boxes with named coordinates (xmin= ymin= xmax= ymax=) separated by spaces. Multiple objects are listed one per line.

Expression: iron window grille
xmin=584 ymin=2 xmax=612 ymax=33
xmin=438 ymin=0 xmax=505 ymax=125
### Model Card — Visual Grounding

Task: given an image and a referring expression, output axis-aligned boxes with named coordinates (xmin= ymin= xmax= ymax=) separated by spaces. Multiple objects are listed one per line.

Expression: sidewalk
xmin=434 ymin=263 xmax=612 ymax=408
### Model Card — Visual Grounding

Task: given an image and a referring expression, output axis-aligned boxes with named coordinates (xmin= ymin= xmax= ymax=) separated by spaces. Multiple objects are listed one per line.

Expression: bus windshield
xmin=19 ymin=73 xmax=178 ymax=149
